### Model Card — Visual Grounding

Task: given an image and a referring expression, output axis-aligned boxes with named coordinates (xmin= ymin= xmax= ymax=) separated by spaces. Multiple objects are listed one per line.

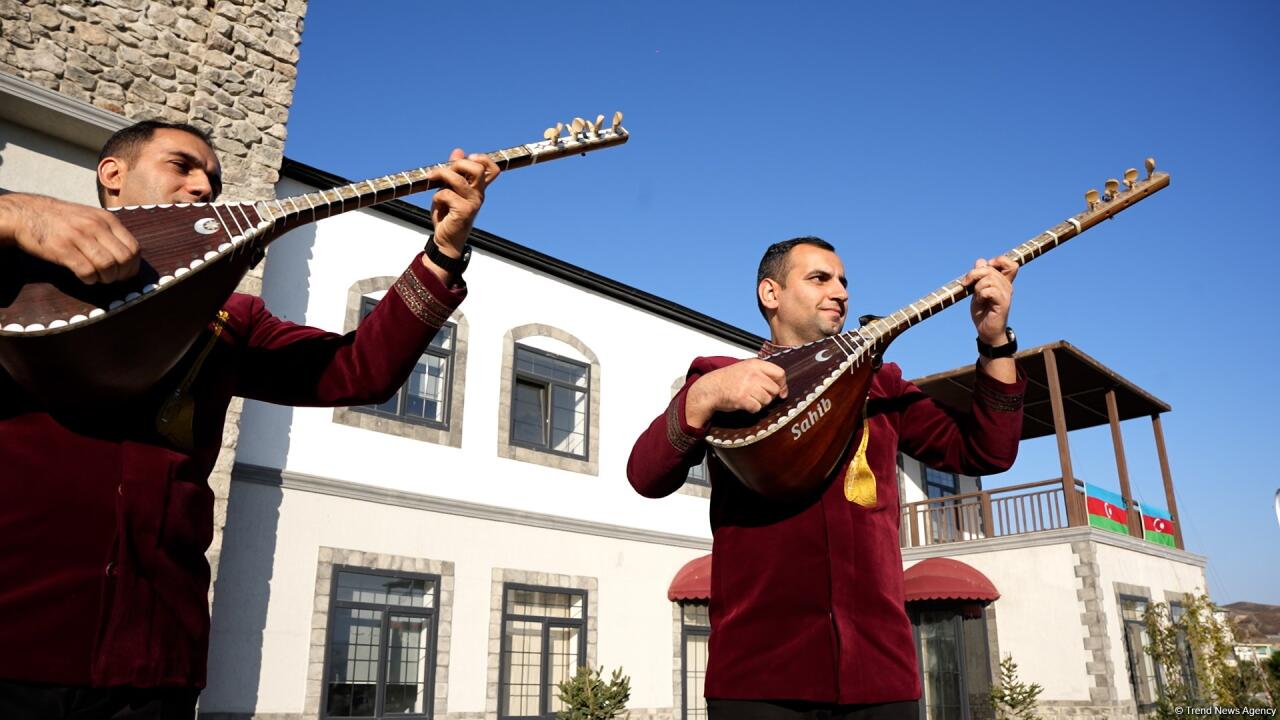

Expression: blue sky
xmin=284 ymin=2 xmax=1280 ymax=604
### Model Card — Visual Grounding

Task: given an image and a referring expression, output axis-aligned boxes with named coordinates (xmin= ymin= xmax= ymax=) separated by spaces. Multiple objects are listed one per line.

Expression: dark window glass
xmin=1168 ymin=602 xmax=1199 ymax=699
xmin=924 ymin=466 xmax=959 ymax=498
xmin=511 ymin=345 xmax=589 ymax=459
xmin=359 ymin=297 xmax=454 ymax=428
xmin=680 ymin=603 xmax=710 ymax=720
xmin=1120 ymin=596 xmax=1159 ymax=710
xmin=912 ymin=607 xmax=993 ymax=720
xmin=324 ymin=568 xmax=438 ymax=719
xmin=687 ymin=457 xmax=709 ymax=487
xmin=499 ymin=585 xmax=588 ymax=719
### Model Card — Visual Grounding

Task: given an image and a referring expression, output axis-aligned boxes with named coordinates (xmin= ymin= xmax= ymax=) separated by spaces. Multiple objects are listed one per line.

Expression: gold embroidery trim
xmin=665 ymin=396 xmax=698 ymax=454
xmin=976 ymin=381 xmax=1024 ymax=412
xmin=393 ymin=267 xmax=451 ymax=327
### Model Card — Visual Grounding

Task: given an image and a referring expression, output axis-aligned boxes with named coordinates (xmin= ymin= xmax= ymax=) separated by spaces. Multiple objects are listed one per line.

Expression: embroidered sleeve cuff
xmin=974 ymin=361 xmax=1027 ymax=413
xmin=665 ymin=391 xmax=707 ymax=455
xmin=392 ymin=252 xmax=467 ymax=327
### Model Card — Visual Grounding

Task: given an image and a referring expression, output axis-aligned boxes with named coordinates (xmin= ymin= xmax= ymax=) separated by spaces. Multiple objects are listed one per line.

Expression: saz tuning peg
xmin=1145 ymin=157 xmax=1156 ymax=179
xmin=1086 ymin=188 xmax=1101 ymax=210
xmin=610 ymin=111 xmax=624 ymax=131
xmin=1124 ymin=168 xmax=1138 ymax=190
xmin=1104 ymin=178 xmax=1119 ymax=200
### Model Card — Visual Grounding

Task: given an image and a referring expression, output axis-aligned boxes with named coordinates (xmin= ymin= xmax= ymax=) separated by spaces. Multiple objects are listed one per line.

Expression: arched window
xmin=496 ymin=324 xmax=600 ymax=476
xmin=332 ymin=276 xmax=469 ymax=447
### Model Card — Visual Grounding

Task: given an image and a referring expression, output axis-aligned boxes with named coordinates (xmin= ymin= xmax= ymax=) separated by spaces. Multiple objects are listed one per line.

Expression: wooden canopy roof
xmin=909 ymin=341 xmax=1171 ymax=441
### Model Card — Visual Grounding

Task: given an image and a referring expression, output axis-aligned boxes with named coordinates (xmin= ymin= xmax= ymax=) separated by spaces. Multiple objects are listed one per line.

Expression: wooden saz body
xmin=708 ymin=330 xmax=889 ymax=500
xmin=708 ymin=161 xmax=1172 ymax=499
xmin=0 ymin=203 xmax=271 ymax=410
xmin=0 ymin=116 xmax=629 ymax=412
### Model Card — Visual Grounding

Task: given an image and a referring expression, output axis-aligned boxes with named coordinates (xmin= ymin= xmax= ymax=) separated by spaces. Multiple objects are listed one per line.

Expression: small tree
xmin=556 ymin=665 xmax=631 ymax=720
xmin=988 ymin=655 xmax=1043 ymax=720
xmin=1143 ymin=594 xmax=1275 ymax=716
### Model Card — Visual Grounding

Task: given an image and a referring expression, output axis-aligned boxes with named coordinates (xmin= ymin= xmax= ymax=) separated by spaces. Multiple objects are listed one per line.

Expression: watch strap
xmin=977 ymin=327 xmax=1017 ymax=359
xmin=424 ymin=233 xmax=470 ymax=275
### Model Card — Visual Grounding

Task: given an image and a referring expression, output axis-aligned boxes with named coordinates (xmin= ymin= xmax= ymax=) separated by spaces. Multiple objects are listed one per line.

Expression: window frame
xmin=1166 ymin=601 xmax=1199 ymax=700
xmin=509 ymin=344 xmax=592 ymax=461
xmin=686 ymin=455 xmax=710 ymax=487
xmin=353 ymin=296 xmax=456 ymax=430
xmin=497 ymin=583 xmax=589 ymax=720
xmin=679 ymin=602 xmax=711 ymax=720
xmin=924 ymin=465 xmax=960 ymax=499
xmin=910 ymin=605 xmax=993 ymax=720
xmin=320 ymin=565 xmax=441 ymax=720
xmin=1119 ymin=594 xmax=1160 ymax=712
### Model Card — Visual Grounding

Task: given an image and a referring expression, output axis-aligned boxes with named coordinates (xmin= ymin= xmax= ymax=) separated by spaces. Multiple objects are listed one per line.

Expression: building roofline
xmin=280 ymin=157 xmax=764 ymax=351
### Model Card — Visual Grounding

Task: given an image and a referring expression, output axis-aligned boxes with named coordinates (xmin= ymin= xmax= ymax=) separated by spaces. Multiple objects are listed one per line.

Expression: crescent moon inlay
xmin=815 ymin=348 xmax=833 ymax=362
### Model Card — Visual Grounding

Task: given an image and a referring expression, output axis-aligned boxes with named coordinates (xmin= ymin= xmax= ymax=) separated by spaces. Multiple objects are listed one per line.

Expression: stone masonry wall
xmin=0 ymin=0 xmax=308 ymax=596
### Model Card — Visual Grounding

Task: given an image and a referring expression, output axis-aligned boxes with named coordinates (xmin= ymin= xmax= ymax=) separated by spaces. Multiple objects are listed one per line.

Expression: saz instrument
xmin=0 ymin=113 xmax=628 ymax=411
xmin=708 ymin=159 xmax=1171 ymax=499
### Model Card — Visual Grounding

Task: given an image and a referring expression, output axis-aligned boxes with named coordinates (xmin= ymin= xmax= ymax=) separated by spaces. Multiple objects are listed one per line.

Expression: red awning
xmin=668 ymin=555 xmax=997 ymax=605
xmin=903 ymin=558 xmax=1000 ymax=603
xmin=668 ymin=553 xmax=712 ymax=601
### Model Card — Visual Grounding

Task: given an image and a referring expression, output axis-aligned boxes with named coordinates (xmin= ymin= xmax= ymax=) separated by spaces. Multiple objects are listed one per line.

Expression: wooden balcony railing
xmin=900 ymin=478 xmax=1085 ymax=548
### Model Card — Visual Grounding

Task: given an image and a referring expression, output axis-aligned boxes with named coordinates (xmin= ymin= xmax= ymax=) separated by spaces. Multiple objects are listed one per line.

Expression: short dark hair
xmin=756 ymin=236 xmax=836 ymax=319
xmin=96 ymin=120 xmax=215 ymax=205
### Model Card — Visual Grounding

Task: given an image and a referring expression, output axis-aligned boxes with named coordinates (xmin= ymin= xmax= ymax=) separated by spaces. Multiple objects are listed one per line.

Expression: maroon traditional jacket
xmin=0 ymin=255 xmax=462 ymax=689
xmin=627 ymin=353 xmax=1025 ymax=705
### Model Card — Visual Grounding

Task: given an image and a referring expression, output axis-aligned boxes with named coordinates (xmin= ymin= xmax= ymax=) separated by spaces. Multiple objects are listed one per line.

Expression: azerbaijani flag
xmin=1139 ymin=503 xmax=1177 ymax=547
xmin=1086 ymin=486 xmax=1129 ymax=535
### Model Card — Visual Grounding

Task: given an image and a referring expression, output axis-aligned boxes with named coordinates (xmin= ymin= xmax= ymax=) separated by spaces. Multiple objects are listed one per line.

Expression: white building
xmin=1 ymin=72 xmax=1209 ymax=720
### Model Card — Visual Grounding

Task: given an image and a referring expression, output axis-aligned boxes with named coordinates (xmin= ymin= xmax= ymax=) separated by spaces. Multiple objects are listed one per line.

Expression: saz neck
xmin=250 ymin=126 xmax=629 ymax=235
xmin=845 ymin=170 xmax=1171 ymax=352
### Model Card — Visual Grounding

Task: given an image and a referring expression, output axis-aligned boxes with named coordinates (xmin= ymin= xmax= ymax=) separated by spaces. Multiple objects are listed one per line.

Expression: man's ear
xmin=759 ymin=277 xmax=781 ymax=312
xmin=98 ymin=156 xmax=126 ymax=199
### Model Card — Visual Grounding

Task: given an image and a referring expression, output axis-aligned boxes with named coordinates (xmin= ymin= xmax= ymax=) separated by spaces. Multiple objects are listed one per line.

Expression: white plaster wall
xmin=1093 ymin=542 xmax=1208 ymax=703
xmin=202 ymin=481 xmax=708 ymax=715
xmin=905 ymin=542 xmax=1093 ymax=700
xmin=0 ymin=117 xmax=99 ymax=204
xmin=237 ymin=178 xmax=754 ymax=540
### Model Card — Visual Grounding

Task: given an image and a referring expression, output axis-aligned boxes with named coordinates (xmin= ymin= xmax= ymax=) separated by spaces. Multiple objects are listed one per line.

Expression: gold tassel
xmin=844 ymin=406 xmax=877 ymax=507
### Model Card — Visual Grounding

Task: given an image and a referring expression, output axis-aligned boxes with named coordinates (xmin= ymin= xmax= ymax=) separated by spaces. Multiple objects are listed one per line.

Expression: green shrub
xmin=556 ymin=665 xmax=631 ymax=720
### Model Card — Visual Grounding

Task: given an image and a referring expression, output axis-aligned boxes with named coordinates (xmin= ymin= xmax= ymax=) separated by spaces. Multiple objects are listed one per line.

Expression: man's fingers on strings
xmin=450 ymin=157 xmax=488 ymax=191
xmin=989 ymin=255 xmax=1020 ymax=281
xmin=469 ymin=153 xmax=500 ymax=187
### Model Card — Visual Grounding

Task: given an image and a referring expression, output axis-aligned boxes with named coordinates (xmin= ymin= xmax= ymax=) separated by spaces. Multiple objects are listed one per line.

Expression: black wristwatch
xmin=424 ymin=233 xmax=471 ymax=276
xmin=977 ymin=326 xmax=1017 ymax=359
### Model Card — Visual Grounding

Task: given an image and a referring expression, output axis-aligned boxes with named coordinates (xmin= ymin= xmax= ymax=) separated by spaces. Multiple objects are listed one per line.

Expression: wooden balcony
xmin=901 ymin=478 xmax=1081 ymax=548
xmin=906 ymin=341 xmax=1187 ymax=550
